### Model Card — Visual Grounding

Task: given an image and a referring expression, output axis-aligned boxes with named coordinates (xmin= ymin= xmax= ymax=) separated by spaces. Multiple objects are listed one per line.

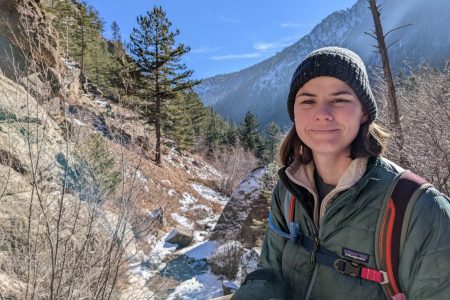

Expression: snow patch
xmin=180 ymin=240 xmax=218 ymax=260
xmin=180 ymin=192 xmax=198 ymax=210
xmin=73 ymin=118 xmax=85 ymax=126
xmin=166 ymin=271 xmax=223 ymax=300
xmin=62 ymin=58 xmax=77 ymax=70
xmin=171 ymin=213 xmax=194 ymax=229
xmin=94 ymin=98 xmax=108 ymax=108
xmin=191 ymin=183 xmax=229 ymax=205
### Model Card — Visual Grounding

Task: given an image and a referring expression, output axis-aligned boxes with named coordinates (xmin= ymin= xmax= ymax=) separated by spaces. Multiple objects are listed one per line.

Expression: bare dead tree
xmin=366 ymin=0 xmax=411 ymax=168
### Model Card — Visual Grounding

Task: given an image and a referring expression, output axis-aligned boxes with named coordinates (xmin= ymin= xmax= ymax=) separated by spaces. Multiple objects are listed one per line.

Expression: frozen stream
xmin=129 ymin=168 xmax=265 ymax=299
xmin=131 ymin=183 xmax=229 ymax=300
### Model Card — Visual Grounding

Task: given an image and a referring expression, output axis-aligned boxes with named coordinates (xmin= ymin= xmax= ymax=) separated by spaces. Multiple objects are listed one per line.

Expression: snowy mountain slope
xmin=195 ymin=0 xmax=450 ymax=128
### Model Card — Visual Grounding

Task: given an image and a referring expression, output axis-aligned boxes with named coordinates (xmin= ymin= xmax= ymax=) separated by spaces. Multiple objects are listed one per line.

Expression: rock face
xmin=0 ymin=70 xmax=127 ymax=299
xmin=0 ymin=0 xmax=60 ymax=79
xmin=211 ymin=167 xmax=268 ymax=247
xmin=0 ymin=72 xmax=66 ymax=180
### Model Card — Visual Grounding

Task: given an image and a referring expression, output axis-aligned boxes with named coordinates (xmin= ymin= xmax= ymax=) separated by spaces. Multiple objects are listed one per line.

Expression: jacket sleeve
xmin=259 ymin=180 xmax=289 ymax=271
xmin=399 ymin=187 xmax=450 ymax=300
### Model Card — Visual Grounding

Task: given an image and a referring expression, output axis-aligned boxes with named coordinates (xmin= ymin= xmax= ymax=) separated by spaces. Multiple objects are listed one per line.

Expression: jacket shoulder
xmin=400 ymin=186 xmax=450 ymax=299
xmin=378 ymin=157 xmax=405 ymax=174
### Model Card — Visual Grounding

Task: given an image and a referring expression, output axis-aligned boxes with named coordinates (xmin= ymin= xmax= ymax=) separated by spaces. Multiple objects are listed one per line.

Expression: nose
xmin=314 ymin=103 xmax=333 ymax=121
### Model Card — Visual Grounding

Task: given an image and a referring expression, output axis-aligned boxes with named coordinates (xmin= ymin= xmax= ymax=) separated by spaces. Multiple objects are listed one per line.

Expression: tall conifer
xmin=129 ymin=6 xmax=198 ymax=165
xmin=238 ymin=111 xmax=261 ymax=152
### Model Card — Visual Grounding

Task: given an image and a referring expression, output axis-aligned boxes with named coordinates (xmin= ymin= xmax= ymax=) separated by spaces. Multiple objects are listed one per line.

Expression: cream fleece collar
xmin=285 ymin=157 xmax=368 ymax=227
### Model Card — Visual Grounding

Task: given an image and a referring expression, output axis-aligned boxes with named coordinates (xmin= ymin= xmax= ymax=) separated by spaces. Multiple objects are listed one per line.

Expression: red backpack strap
xmin=282 ymin=191 xmax=296 ymax=225
xmin=376 ymin=171 xmax=429 ymax=298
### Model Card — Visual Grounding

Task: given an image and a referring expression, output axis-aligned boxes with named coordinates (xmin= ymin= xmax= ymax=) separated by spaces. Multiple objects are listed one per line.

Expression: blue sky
xmin=85 ymin=0 xmax=357 ymax=79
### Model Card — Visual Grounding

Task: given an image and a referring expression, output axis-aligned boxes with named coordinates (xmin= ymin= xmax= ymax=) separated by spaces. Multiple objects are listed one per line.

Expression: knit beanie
xmin=287 ymin=46 xmax=377 ymax=123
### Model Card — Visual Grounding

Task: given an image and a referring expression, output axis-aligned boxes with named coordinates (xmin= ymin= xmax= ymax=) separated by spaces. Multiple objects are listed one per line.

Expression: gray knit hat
xmin=287 ymin=46 xmax=377 ymax=123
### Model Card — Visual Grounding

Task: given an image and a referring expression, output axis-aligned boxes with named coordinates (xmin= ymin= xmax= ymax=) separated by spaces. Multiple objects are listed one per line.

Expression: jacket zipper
xmin=305 ymin=264 xmax=319 ymax=300
xmin=280 ymin=170 xmax=321 ymax=298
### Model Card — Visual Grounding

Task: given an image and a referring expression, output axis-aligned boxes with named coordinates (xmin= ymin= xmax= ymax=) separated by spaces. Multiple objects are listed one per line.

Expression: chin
xmin=308 ymin=144 xmax=350 ymax=157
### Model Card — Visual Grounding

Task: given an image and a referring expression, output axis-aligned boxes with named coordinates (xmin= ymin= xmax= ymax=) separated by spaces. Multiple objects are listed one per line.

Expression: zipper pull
xmin=310 ymin=235 xmax=320 ymax=265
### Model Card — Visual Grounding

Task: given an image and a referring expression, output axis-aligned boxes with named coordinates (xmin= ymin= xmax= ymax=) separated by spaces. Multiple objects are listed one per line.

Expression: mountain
xmin=195 ymin=0 xmax=450 ymax=128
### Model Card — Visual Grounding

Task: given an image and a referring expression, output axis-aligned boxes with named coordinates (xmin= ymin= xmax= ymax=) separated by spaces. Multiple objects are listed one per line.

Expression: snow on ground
xmin=197 ymin=163 xmax=222 ymax=180
xmin=178 ymin=240 xmax=218 ymax=260
xmin=136 ymin=233 xmax=178 ymax=279
xmin=171 ymin=213 xmax=194 ymax=229
xmin=73 ymin=118 xmax=85 ymax=126
xmin=235 ymin=167 xmax=265 ymax=195
xmin=62 ymin=58 xmax=77 ymax=69
xmin=134 ymin=169 xmax=149 ymax=184
xmin=166 ymin=271 xmax=223 ymax=300
xmin=94 ymin=98 xmax=108 ymax=107
xmin=128 ymin=154 xmax=238 ymax=299
xmin=193 ymin=230 xmax=209 ymax=243
xmin=195 ymin=212 xmax=219 ymax=227
xmin=180 ymin=192 xmax=198 ymax=210
xmin=191 ymin=183 xmax=229 ymax=205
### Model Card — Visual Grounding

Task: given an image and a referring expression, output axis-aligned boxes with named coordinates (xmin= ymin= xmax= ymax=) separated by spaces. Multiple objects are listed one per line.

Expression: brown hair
xmin=278 ymin=122 xmax=389 ymax=167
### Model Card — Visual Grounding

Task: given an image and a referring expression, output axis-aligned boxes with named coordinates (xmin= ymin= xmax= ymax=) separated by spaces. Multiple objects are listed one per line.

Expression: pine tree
xmin=222 ymin=120 xmax=238 ymax=147
xmin=204 ymin=107 xmax=222 ymax=154
xmin=107 ymin=21 xmax=139 ymax=100
xmin=185 ymin=92 xmax=207 ymax=140
xmin=111 ymin=21 xmax=122 ymax=47
xmin=129 ymin=6 xmax=199 ymax=165
xmin=73 ymin=4 xmax=98 ymax=74
xmin=238 ymin=111 xmax=261 ymax=152
xmin=163 ymin=93 xmax=196 ymax=150
xmin=264 ymin=122 xmax=282 ymax=163
xmin=49 ymin=1 xmax=76 ymax=58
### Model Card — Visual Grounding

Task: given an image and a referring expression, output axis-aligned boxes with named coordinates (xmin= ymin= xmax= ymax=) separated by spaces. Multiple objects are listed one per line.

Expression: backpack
xmin=269 ymin=170 xmax=433 ymax=300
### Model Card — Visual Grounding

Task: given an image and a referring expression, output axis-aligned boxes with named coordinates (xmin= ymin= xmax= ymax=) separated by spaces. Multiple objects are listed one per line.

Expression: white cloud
xmin=209 ymin=53 xmax=261 ymax=61
xmin=191 ymin=46 xmax=222 ymax=54
xmin=253 ymin=37 xmax=298 ymax=51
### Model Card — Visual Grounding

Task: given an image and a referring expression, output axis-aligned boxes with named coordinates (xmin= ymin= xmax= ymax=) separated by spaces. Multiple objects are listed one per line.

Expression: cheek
xmin=294 ymin=120 xmax=307 ymax=142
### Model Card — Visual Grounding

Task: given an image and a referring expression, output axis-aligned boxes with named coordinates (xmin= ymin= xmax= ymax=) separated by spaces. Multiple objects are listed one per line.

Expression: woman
xmin=233 ymin=47 xmax=450 ymax=300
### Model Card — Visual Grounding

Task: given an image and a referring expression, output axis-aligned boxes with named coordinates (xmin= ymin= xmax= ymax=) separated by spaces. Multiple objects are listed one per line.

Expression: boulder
xmin=165 ymin=228 xmax=193 ymax=249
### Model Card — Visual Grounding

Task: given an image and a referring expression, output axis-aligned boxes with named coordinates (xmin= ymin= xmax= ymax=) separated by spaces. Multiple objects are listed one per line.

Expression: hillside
xmin=0 ymin=1 xmax=269 ymax=298
xmin=195 ymin=0 xmax=450 ymax=127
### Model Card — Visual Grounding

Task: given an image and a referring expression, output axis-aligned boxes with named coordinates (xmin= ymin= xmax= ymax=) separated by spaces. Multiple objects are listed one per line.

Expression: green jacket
xmin=258 ymin=157 xmax=450 ymax=300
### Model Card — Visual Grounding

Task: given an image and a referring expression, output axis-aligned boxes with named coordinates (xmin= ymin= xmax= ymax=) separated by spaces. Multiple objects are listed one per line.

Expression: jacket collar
xmin=285 ymin=157 xmax=369 ymax=226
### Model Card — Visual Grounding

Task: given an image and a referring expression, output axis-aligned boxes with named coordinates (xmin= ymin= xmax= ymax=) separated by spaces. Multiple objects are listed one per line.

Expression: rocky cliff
xmin=0 ymin=0 xmax=60 ymax=79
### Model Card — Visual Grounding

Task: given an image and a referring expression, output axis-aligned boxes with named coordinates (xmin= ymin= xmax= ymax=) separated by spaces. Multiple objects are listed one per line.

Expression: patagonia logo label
xmin=342 ymin=248 xmax=369 ymax=263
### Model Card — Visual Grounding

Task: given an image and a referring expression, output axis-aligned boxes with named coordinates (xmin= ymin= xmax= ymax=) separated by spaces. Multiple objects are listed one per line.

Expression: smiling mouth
xmin=310 ymin=129 xmax=339 ymax=132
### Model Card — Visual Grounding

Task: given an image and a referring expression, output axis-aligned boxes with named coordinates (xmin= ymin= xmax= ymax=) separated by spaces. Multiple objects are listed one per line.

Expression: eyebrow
xmin=296 ymin=90 xmax=354 ymax=97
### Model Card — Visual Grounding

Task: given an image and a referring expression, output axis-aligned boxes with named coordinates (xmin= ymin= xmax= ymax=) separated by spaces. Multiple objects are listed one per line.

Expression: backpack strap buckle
xmin=379 ymin=271 xmax=389 ymax=285
xmin=333 ymin=258 xmax=361 ymax=277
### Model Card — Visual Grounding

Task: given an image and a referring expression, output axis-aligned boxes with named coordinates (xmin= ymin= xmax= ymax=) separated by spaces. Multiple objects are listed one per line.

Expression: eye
xmin=298 ymin=99 xmax=315 ymax=105
xmin=332 ymin=98 xmax=351 ymax=104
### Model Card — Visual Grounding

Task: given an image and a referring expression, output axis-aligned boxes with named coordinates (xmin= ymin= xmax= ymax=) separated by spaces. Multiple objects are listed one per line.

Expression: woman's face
xmin=293 ymin=76 xmax=368 ymax=159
